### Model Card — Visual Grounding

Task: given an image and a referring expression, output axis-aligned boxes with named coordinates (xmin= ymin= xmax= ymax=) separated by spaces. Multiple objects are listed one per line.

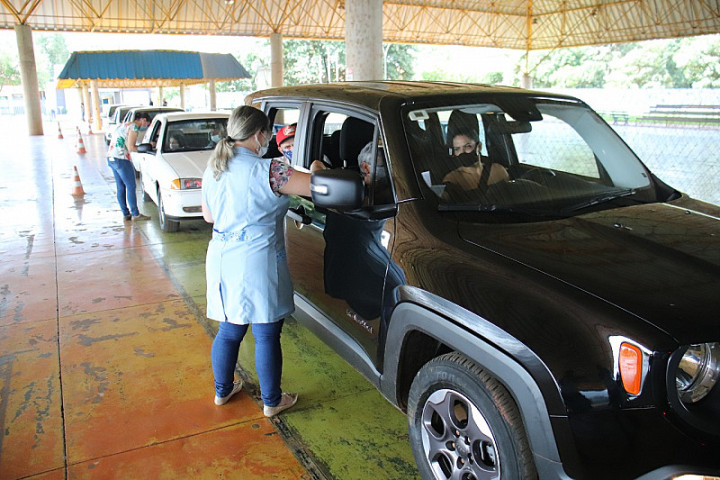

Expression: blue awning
xmin=57 ymin=50 xmax=250 ymax=89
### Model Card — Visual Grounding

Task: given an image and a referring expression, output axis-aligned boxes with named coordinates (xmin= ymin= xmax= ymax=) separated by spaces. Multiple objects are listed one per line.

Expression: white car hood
xmin=162 ymin=150 xmax=210 ymax=178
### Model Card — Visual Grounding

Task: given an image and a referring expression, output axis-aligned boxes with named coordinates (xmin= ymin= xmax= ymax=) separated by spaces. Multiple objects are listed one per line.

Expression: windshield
xmin=404 ymin=99 xmax=656 ymax=218
xmin=163 ymin=118 xmax=228 ymax=153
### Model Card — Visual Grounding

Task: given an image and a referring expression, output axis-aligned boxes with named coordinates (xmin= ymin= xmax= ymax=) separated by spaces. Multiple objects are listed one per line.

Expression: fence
xmin=548 ymin=88 xmax=720 ymax=207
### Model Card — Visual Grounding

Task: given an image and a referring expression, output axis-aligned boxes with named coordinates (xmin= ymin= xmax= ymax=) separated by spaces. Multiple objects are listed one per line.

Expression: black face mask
xmin=455 ymin=152 xmax=479 ymax=167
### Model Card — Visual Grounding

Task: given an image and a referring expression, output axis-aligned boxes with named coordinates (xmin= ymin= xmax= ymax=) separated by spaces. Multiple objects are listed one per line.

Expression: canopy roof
xmin=56 ymin=50 xmax=250 ymax=89
xmin=1 ymin=0 xmax=719 ymax=52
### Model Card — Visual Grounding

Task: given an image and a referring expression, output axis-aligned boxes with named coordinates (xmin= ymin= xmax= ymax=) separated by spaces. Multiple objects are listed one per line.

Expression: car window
xmin=404 ymin=101 xmax=655 ymax=217
xmin=267 ymin=106 xmax=301 ymax=160
xmin=144 ymin=120 xmax=162 ymax=146
xmin=162 ymin=118 xmax=228 ymax=153
xmin=308 ymin=108 xmax=392 ymax=207
xmin=513 ymin=113 xmax=599 ymax=178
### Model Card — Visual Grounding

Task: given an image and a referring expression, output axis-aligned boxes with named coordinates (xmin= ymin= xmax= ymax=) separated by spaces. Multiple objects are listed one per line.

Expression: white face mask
xmin=211 ymin=134 xmax=221 ymax=143
xmin=255 ymin=132 xmax=270 ymax=157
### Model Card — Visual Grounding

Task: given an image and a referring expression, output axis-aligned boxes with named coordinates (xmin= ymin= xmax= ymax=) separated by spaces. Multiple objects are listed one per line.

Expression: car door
xmin=270 ymin=101 xmax=401 ymax=368
xmin=138 ymin=118 xmax=164 ymax=204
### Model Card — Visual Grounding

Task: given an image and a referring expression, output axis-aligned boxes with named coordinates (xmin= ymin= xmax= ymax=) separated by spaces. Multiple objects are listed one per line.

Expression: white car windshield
xmin=404 ymin=98 xmax=656 ymax=217
xmin=163 ymin=119 xmax=228 ymax=153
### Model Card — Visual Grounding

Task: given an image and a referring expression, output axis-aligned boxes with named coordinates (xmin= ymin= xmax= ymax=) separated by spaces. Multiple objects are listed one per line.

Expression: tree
xmin=284 ymin=40 xmax=345 ymax=85
xmin=35 ymin=33 xmax=70 ymax=85
xmin=673 ymin=35 xmax=720 ymax=88
xmin=0 ymin=52 xmax=20 ymax=91
xmin=384 ymin=43 xmax=415 ymax=80
xmin=282 ymin=39 xmax=416 ymax=85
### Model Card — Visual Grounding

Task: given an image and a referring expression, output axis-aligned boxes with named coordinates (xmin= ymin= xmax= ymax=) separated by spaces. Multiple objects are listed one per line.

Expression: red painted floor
xmin=0 ymin=124 xmax=308 ymax=479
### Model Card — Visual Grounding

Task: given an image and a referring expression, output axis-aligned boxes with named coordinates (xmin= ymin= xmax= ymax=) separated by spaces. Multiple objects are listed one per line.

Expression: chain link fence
xmin=549 ymin=88 xmax=720 ymax=206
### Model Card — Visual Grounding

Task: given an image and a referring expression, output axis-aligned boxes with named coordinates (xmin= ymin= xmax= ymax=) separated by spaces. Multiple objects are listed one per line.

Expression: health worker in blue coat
xmin=202 ymin=105 xmax=324 ymax=417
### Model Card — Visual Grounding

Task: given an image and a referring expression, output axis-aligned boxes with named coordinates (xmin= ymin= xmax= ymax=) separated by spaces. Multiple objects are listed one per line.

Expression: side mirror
xmin=137 ymin=143 xmax=153 ymax=153
xmin=311 ymin=169 xmax=364 ymax=209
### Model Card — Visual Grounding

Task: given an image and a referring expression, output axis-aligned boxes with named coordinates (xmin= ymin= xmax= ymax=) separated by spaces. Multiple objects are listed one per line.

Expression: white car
xmin=135 ymin=112 xmax=229 ymax=232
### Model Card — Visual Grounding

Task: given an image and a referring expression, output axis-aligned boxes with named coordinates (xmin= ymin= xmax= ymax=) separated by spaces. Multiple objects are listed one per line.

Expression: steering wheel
xmin=519 ymin=167 xmax=557 ymax=185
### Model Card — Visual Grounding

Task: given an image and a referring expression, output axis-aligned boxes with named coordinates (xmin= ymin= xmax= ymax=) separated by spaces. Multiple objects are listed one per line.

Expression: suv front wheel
xmin=407 ymin=352 xmax=537 ymax=480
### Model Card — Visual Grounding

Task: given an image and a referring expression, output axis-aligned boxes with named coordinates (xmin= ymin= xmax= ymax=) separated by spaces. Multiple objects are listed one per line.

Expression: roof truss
xmin=0 ymin=0 xmax=718 ymax=50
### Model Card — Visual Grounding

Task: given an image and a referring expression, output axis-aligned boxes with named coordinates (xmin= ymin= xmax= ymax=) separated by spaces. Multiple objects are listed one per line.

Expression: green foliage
xmin=35 ymin=33 xmax=70 ymax=86
xmin=384 ymin=43 xmax=415 ymax=80
xmin=283 ymin=39 xmax=345 ymax=85
xmin=282 ymin=39 xmax=415 ymax=85
xmin=528 ymin=35 xmax=719 ymax=88
xmin=0 ymin=51 xmax=20 ymax=88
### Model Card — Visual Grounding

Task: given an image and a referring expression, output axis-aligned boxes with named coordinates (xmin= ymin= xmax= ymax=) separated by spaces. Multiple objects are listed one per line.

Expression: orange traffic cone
xmin=76 ymin=132 xmax=87 ymax=154
xmin=57 ymin=123 xmax=63 ymax=139
xmin=71 ymin=166 xmax=85 ymax=197
xmin=88 ymin=122 xmax=93 ymax=135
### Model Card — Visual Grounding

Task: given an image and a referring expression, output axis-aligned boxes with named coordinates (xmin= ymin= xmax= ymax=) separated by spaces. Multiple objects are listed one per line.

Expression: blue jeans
xmin=107 ymin=158 xmax=139 ymax=217
xmin=211 ymin=320 xmax=284 ymax=407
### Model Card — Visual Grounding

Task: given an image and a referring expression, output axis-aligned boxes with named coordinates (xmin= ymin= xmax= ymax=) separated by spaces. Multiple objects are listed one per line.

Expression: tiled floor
xmin=0 ymin=119 xmax=418 ymax=480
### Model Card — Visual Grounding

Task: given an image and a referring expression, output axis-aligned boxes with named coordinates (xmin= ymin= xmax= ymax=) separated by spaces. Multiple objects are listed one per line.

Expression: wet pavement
xmin=0 ymin=119 xmax=419 ymax=479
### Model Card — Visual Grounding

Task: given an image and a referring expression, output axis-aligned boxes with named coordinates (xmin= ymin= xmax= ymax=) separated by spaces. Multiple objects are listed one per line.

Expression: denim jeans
xmin=211 ymin=320 xmax=284 ymax=407
xmin=107 ymin=158 xmax=139 ymax=217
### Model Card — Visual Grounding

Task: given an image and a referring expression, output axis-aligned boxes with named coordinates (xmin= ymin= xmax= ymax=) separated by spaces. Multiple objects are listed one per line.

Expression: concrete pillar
xmin=270 ymin=32 xmax=283 ymax=87
xmin=81 ymin=84 xmax=91 ymax=126
xmin=14 ymin=24 xmax=43 ymax=135
xmin=158 ymin=86 xmax=164 ymax=106
xmin=345 ymin=0 xmax=383 ymax=81
xmin=522 ymin=73 xmax=533 ymax=89
xmin=208 ymin=80 xmax=216 ymax=111
xmin=91 ymin=80 xmax=102 ymax=132
xmin=179 ymin=84 xmax=186 ymax=109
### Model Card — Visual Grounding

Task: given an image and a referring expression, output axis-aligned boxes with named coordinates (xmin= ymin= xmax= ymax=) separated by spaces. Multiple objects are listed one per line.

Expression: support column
xmin=179 ymin=84 xmax=186 ymax=109
xmin=208 ymin=80 xmax=216 ymax=111
xmin=14 ymin=24 xmax=43 ymax=135
xmin=522 ymin=73 xmax=533 ymax=89
xmin=270 ymin=32 xmax=283 ymax=87
xmin=91 ymin=80 xmax=101 ymax=132
xmin=158 ymin=86 xmax=164 ymax=106
xmin=81 ymin=84 xmax=91 ymax=126
xmin=345 ymin=0 xmax=383 ymax=81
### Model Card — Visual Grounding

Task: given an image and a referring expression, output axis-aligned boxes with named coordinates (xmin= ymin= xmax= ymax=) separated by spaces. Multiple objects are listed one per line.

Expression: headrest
xmin=339 ymin=117 xmax=374 ymax=167
xmin=447 ymin=110 xmax=479 ymax=144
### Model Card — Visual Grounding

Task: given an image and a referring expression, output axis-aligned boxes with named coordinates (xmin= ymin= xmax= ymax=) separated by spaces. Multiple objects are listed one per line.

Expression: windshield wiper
xmin=561 ymin=188 xmax=637 ymax=214
xmin=438 ymin=203 xmax=558 ymax=218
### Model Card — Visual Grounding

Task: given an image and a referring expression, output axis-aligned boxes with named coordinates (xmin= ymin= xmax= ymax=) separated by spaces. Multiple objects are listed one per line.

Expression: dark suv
xmin=247 ymin=82 xmax=720 ymax=480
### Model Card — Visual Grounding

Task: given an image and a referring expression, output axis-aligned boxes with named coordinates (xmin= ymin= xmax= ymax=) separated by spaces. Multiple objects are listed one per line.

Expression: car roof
xmin=128 ymin=106 xmax=185 ymax=114
xmin=158 ymin=112 xmax=230 ymax=122
xmin=247 ymin=81 xmax=580 ymax=110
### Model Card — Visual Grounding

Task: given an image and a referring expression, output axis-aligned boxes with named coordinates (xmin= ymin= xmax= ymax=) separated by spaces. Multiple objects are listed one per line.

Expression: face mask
xmin=256 ymin=133 xmax=270 ymax=157
xmin=455 ymin=152 xmax=479 ymax=167
xmin=211 ymin=134 xmax=221 ymax=143
xmin=282 ymin=149 xmax=293 ymax=162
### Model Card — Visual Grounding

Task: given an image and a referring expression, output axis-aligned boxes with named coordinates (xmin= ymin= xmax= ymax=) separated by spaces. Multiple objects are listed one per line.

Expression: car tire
xmin=157 ymin=190 xmax=179 ymax=233
xmin=407 ymin=352 xmax=537 ymax=480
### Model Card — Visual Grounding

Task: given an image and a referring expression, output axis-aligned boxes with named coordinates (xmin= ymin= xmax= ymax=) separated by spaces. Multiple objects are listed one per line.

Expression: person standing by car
xmin=201 ymin=106 xmax=324 ymax=416
xmin=106 ymin=111 xmax=152 ymax=222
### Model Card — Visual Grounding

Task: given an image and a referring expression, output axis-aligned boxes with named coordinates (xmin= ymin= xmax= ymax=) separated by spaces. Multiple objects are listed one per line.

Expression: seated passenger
xmin=275 ymin=123 xmax=296 ymax=162
xmin=442 ymin=132 xmax=509 ymax=191
xmin=207 ymin=126 xmax=226 ymax=148
xmin=168 ymin=135 xmax=183 ymax=151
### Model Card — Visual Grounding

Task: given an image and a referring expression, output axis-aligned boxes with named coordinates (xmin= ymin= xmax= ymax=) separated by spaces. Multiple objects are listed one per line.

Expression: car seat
xmin=339 ymin=117 xmax=374 ymax=169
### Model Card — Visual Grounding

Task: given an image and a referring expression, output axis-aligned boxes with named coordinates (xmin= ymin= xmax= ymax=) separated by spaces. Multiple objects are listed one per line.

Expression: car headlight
xmin=675 ymin=343 xmax=720 ymax=404
xmin=170 ymin=178 xmax=202 ymax=190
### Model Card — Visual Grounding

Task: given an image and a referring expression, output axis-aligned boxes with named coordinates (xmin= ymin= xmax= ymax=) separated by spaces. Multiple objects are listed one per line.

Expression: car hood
xmin=161 ymin=151 xmax=210 ymax=178
xmin=458 ymin=200 xmax=720 ymax=344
